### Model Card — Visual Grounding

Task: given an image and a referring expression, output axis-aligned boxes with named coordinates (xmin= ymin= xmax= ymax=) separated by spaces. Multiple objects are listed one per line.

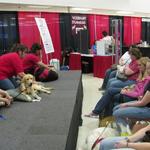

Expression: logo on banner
xmin=71 ymin=15 xmax=87 ymax=34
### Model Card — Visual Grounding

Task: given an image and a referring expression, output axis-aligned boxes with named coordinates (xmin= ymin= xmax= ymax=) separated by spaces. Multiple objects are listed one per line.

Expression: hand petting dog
xmin=0 ymin=89 xmax=13 ymax=106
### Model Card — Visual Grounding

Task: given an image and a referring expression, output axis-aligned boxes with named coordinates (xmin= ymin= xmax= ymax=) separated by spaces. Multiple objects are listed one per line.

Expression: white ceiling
xmin=0 ymin=1 xmax=150 ymax=17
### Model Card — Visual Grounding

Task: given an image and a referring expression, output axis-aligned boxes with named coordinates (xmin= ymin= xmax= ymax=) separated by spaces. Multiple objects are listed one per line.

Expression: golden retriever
xmin=20 ymin=74 xmax=52 ymax=101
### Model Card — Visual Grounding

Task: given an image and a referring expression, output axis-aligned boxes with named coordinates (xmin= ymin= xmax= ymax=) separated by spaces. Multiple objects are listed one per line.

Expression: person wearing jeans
xmin=113 ymin=84 xmax=150 ymax=135
xmin=100 ymin=125 xmax=150 ymax=150
xmin=106 ymin=48 xmax=142 ymax=89
xmin=99 ymin=50 xmax=131 ymax=91
xmin=85 ymin=87 xmax=122 ymax=117
xmin=99 ymin=69 xmax=117 ymax=90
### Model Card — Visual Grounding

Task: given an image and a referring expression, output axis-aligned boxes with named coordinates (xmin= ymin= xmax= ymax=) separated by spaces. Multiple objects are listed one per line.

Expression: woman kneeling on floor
xmin=23 ymin=43 xmax=58 ymax=82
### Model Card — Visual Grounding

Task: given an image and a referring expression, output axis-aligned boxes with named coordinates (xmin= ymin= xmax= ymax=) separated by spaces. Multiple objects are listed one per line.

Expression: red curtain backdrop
xmin=88 ymin=14 xmax=109 ymax=46
xmin=124 ymin=17 xmax=141 ymax=46
xmin=18 ymin=12 xmax=41 ymax=48
xmin=18 ymin=12 xmax=61 ymax=64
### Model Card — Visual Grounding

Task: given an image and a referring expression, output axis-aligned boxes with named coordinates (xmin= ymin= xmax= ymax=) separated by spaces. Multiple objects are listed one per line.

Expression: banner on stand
xmin=35 ymin=18 xmax=54 ymax=54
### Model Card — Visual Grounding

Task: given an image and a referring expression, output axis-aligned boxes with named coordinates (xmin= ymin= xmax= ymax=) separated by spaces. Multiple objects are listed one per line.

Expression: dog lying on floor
xmin=20 ymin=74 xmax=52 ymax=101
xmin=79 ymin=127 xmax=119 ymax=150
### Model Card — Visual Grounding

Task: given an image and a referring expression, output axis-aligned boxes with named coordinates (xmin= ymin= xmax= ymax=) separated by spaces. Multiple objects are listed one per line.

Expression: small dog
xmin=20 ymin=74 xmax=52 ymax=101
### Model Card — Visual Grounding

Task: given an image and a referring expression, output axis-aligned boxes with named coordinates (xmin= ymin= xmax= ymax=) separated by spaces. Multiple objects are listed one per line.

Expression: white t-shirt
xmin=102 ymin=36 xmax=113 ymax=53
xmin=119 ymin=51 xmax=131 ymax=65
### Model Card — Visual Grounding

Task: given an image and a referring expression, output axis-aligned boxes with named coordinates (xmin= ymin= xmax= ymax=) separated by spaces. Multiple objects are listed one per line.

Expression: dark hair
xmin=30 ymin=43 xmax=42 ymax=53
xmin=102 ymin=31 xmax=108 ymax=37
xmin=11 ymin=43 xmax=28 ymax=52
xmin=130 ymin=44 xmax=138 ymax=49
xmin=129 ymin=47 xmax=142 ymax=59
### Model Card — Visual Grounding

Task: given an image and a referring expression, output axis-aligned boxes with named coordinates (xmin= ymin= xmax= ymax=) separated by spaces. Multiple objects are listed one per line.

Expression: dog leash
xmin=91 ymin=121 xmax=109 ymax=150
xmin=13 ymin=84 xmax=33 ymax=99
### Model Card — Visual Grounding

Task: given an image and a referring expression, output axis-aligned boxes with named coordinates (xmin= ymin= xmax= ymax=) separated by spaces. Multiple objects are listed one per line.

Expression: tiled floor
xmin=76 ymin=73 xmax=103 ymax=150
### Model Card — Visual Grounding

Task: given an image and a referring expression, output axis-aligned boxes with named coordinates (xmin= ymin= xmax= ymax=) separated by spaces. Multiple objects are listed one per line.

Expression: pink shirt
xmin=0 ymin=52 xmax=23 ymax=80
xmin=23 ymin=54 xmax=40 ymax=71
xmin=124 ymin=76 xmax=150 ymax=98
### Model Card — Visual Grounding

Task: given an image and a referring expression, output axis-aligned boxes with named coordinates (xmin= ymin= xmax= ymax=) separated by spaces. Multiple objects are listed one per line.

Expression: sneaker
xmin=84 ymin=112 xmax=99 ymax=119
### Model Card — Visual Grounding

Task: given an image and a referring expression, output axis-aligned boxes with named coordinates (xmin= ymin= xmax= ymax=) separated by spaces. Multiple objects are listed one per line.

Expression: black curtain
xmin=59 ymin=13 xmax=73 ymax=52
xmin=59 ymin=13 xmax=89 ymax=54
xmin=0 ymin=12 xmax=19 ymax=55
xmin=142 ymin=21 xmax=150 ymax=44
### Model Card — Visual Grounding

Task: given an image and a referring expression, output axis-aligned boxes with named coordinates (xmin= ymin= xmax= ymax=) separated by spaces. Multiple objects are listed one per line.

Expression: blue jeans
xmin=93 ymin=87 xmax=122 ymax=115
xmin=100 ymin=137 xmax=135 ymax=150
xmin=106 ymin=77 xmax=136 ymax=89
xmin=0 ymin=77 xmax=18 ymax=90
xmin=113 ymin=94 xmax=137 ymax=106
xmin=113 ymin=102 xmax=150 ymax=132
xmin=101 ymin=69 xmax=117 ymax=89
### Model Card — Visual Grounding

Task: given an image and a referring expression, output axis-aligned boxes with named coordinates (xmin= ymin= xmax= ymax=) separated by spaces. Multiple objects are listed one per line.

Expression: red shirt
xmin=23 ymin=54 xmax=40 ymax=71
xmin=0 ymin=52 xmax=24 ymax=80
xmin=127 ymin=59 xmax=139 ymax=80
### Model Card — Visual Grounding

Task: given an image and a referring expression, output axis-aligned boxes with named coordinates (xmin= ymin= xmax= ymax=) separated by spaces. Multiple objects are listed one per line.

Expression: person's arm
xmin=121 ymin=84 xmax=135 ymax=94
xmin=128 ymin=125 xmax=150 ymax=142
xmin=37 ymin=61 xmax=51 ymax=70
xmin=120 ymin=90 xmax=150 ymax=107
xmin=18 ymin=72 xmax=25 ymax=78
xmin=124 ymin=65 xmax=135 ymax=76
xmin=115 ymin=125 xmax=150 ymax=149
xmin=116 ymin=141 xmax=150 ymax=150
xmin=0 ymin=97 xmax=11 ymax=106
xmin=0 ymin=89 xmax=12 ymax=100
xmin=0 ymin=89 xmax=12 ymax=105
xmin=128 ymin=142 xmax=150 ymax=150
xmin=0 ymin=89 xmax=8 ymax=95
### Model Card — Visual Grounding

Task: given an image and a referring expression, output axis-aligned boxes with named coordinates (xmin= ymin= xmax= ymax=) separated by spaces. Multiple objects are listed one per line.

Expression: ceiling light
xmin=28 ymin=5 xmax=50 ymax=9
xmin=116 ymin=11 xmax=134 ymax=15
xmin=71 ymin=7 xmax=92 ymax=11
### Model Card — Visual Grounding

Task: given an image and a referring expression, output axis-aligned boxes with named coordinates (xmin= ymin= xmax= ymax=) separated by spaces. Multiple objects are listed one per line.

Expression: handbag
xmin=116 ymin=71 xmax=128 ymax=81
xmin=116 ymin=58 xmax=131 ymax=81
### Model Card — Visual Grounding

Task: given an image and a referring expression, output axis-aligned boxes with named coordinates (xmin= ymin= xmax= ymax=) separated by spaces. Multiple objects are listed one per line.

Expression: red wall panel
xmin=18 ymin=12 xmax=61 ymax=64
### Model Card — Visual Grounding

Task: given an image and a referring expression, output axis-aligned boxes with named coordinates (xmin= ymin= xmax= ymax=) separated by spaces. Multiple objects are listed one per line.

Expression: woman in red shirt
xmin=0 ymin=44 xmax=27 ymax=90
xmin=23 ymin=43 xmax=58 ymax=82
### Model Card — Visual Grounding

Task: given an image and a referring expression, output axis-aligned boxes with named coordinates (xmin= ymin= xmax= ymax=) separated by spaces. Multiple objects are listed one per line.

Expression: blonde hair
xmin=144 ymin=61 xmax=150 ymax=78
xmin=138 ymin=57 xmax=150 ymax=80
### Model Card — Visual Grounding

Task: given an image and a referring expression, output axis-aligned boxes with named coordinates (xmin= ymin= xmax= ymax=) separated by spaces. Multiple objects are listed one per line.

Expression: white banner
xmin=35 ymin=18 xmax=54 ymax=54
